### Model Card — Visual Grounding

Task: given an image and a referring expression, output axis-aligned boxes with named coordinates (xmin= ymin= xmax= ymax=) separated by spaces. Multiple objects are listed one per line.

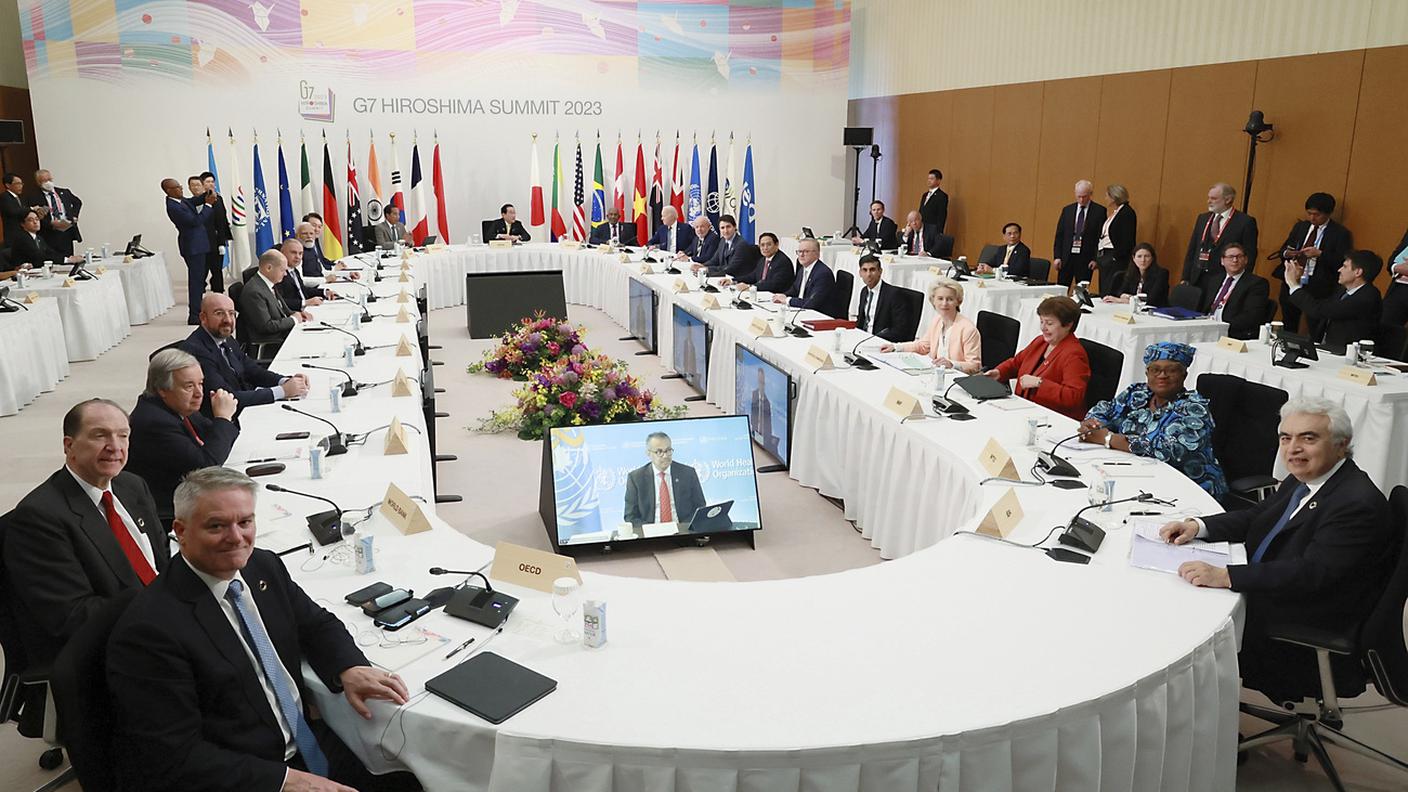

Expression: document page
xmin=1127 ymin=518 xmax=1247 ymax=574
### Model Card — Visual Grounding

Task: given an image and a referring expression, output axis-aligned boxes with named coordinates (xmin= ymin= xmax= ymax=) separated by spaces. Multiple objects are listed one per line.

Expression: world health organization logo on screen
xmin=551 ymin=429 xmax=603 ymax=537
xmin=298 ymin=80 xmax=335 ymax=123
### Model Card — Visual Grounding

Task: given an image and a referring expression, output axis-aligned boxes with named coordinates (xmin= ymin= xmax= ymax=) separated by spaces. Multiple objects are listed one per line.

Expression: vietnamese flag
xmin=320 ymin=132 xmax=344 ymax=260
xmin=632 ymin=138 xmax=648 ymax=247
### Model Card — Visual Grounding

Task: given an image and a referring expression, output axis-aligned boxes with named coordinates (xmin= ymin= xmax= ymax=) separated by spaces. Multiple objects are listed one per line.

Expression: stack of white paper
xmin=1127 ymin=518 xmax=1247 ymax=574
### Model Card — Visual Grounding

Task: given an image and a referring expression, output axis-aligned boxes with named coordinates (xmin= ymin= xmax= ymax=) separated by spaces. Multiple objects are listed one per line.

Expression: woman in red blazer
xmin=984 ymin=296 xmax=1091 ymax=419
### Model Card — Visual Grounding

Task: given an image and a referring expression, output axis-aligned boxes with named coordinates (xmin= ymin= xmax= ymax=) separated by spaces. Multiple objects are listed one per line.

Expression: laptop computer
xmin=426 ymin=651 xmax=556 ymax=724
xmin=685 ymin=501 xmax=735 ymax=533
xmin=955 ymin=375 xmax=1011 ymax=401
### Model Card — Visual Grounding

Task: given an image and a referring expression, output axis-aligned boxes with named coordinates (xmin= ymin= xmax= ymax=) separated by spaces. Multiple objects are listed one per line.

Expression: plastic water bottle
xmin=832 ymin=328 xmax=843 ymax=352
xmin=101 ymin=242 xmax=111 ymax=258
xmin=329 ymin=383 xmax=343 ymax=413
xmin=309 ymin=446 xmax=325 ymax=480
xmin=344 ymin=343 xmax=356 ymax=367
xmin=997 ymin=264 xmax=1008 ymax=281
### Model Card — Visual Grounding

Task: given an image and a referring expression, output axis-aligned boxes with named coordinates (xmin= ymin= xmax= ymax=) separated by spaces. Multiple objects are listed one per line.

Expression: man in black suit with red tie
xmin=1201 ymin=243 xmax=1270 ymax=340
xmin=589 ymin=207 xmax=638 ymax=246
xmin=1161 ymin=398 xmax=1390 ymax=703
xmin=1273 ymin=192 xmax=1353 ymax=335
xmin=1 ymin=399 xmax=168 ymax=735
xmin=918 ymin=169 xmax=948 ymax=234
xmin=1181 ymin=182 xmax=1258 ymax=291
xmin=1052 ymin=180 xmax=1106 ymax=288
xmin=726 ymin=232 xmax=794 ymax=295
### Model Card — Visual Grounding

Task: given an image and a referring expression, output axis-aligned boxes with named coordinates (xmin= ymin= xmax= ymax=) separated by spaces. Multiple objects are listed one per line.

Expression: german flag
xmin=320 ymin=132 xmax=345 ymax=260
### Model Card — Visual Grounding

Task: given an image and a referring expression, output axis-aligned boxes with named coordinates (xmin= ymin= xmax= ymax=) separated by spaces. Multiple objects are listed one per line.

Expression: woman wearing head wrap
xmin=1076 ymin=341 xmax=1227 ymax=497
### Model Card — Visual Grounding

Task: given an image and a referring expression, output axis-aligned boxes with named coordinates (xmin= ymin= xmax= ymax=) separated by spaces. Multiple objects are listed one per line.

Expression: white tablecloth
xmin=1189 ymin=340 xmax=1408 ymax=492
xmin=94 ymin=251 xmax=175 ymax=324
xmin=263 ymin=247 xmax=1244 ymax=792
xmin=0 ymin=298 xmax=69 ymax=415
xmin=1018 ymin=299 xmax=1227 ymax=391
xmin=18 ymin=271 xmax=131 ymax=361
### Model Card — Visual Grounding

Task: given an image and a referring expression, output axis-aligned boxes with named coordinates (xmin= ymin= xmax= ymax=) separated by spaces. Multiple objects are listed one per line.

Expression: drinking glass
xmin=552 ymin=577 xmax=583 ymax=644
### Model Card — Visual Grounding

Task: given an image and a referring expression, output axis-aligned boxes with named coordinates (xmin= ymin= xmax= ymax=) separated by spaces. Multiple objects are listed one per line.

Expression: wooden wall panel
xmin=987 ymin=82 xmax=1044 ymax=251
xmin=945 ymin=87 xmax=994 ymax=257
xmin=1343 ymin=46 xmax=1408 ymax=290
xmin=1092 ymin=69 xmax=1172 ymax=279
xmin=0 ymin=86 xmax=39 ymax=245
xmin=896 ymin=90 xmax=953 ymax=226
xmin=1032 ymin=77 xmax=1101 ymax=278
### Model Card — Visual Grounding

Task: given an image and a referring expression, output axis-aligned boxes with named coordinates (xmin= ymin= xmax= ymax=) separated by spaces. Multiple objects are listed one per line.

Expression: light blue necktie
xmin=1250 ymin=483 xmax=1310 ymax=563
xmin=225 ymin=579 xmax=329 ymax=777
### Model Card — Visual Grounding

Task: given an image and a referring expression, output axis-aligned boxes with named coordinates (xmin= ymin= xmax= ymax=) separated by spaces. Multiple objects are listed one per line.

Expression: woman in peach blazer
xmin=880 ymin=277 xmax=982 ymax=373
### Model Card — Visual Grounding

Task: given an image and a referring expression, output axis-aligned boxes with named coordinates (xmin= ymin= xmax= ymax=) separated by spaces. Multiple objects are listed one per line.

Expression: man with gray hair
xmin=237 ymin=248 xmax=310 ymax=354
xmin=126 ymin=348 xmax=239 ymax=523
xmin=1160 ymin=396 xmax=1390 ymax=702
xmin=107 ymin=467 xmax=413 ymax=791
xmin=1180 ymin=181 xmax=1259 ymax=290
xmin=1053 ymin=179 xmax=1106 ymax=288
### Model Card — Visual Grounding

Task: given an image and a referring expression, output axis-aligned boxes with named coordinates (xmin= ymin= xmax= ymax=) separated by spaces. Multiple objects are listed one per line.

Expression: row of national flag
xmin=204 ymin=129 xmax=451 ymax=270
xmin=529 ymin=132 xmax=757 ymax=245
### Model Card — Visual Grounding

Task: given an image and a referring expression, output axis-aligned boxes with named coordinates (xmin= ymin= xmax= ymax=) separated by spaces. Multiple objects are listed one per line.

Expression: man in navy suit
xmin=650 ymin=205 xmax=695 ymax=254
xmin=180 ymin=293 xmax=308 ymax=421
xmin=588 ymin=207 xmax=638 ymax=246
xmin=622 ymin=432 xmax=707 ymax=531
xmin=773 ymin=237 xmax=834 ymax=312
xmin=1273 ymin=192 xmax=1353 ymax=335
xmin=695 ymin=214 xmax=759 ymax=278
xmin=851 ymin=200 xmax=899 ymax=250
xmin=677 ymin=216 xmax=718 ymax=264
xmin=1053 ymin=180 xmax=1107 ymax=288
xmin=162 ymin=177 xmax=218 ymax=325
xmin=1161 ymin=397 xmax=1391 ymax=702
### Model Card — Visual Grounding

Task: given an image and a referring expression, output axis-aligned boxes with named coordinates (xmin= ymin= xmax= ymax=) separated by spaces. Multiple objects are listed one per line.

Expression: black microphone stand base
xmin=320 ymin=433 xmax=350 ymax=456
xmin=306 ymin=509 xmax=345 ymax=546
xmin=339 ymin=382 xmax=359 ymax=398
xmin=444 ymin=585 xmax=518 ymax=628
xmin=1058 ymin=516 xmax=1106 ymax=554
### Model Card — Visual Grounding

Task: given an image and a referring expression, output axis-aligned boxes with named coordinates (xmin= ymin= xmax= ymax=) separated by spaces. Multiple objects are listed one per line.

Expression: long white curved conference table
xmin=233 ymin=244 xmax=1243 ymax=792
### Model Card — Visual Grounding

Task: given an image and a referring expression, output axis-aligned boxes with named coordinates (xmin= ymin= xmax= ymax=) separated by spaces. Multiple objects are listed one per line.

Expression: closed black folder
xmin=425 ymin=651 xmax=557 ymax=724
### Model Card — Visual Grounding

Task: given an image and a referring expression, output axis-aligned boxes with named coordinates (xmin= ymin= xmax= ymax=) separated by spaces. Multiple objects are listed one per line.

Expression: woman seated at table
xmin=1102 ymin=243 xmax=1169 ymax=307
xmin=982 ymin=295 xmax=1089 ymax=419
xmin=878 ymin=277 xmax=981 ymax=373
xmin=1077 ymin=341 xmax=1228 ymax=498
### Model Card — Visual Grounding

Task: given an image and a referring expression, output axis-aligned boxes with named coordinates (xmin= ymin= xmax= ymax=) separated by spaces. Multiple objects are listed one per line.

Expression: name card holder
xmin=1338 ymin=366 xmax=1378 ymax=386
xmin=597 ymin=244 xmax=612 ymax=253
xmin=391 ymin=368 xmax=414 ymax=397
xmin=1111 ymin=312 xmax=1135 ymax=325
xmin=396 ymin=306 xmax=412 ymax=323
xmin=928 ymin=265 xmax=944 ymax=275
xmin=700 ymin=294 xmax=720 ymax=310
xmin=383 ymin=417 xmax=410 ymax=455
xmin=24 ymin=292 xmax=40 ymax=304
xmin=396 ymin=336 xmax=415 ymax=356
xmin=489 ymin=240 xmax=513 ymax=249
xmin=977 ymin=488 xmax=1024 ymax=538
xmin=559 ymin=240 xmax=582 ymax=250
xmin=398 ymin=271 xmax=411 ymax=283
xmin=379 ymin=482 xmax=433 ymax=535
xmin=803 ymin=345 xmax=835 ymax=371
xmin=95 ymin=265 xmax=107 ymax=276
xmin=62 ymin=277 xmax=76 ymax=288
xmin=978 ymin=437 xmax=1020 ymax=480
xmin=639 ymin=263 xmax=653 ymax=275
xmin=672 ymin=278 xmax=690 ymax=293
xmin=396 ymin=290 xmax=411 ymax=303
xmin=1217 ymin=336 xmax=1248 ymax=353
xmin=489 ymin=541 xmax=581 ymax=593
xmin=123 ymin=254 xmax=134 ymax=263
xmin=748 ymin=316 xmax=777 ymax=337
xmin=882 ymin=386 xmax=923 ymax=419
xmin=618 ymin=253 xmax=631 ymax=263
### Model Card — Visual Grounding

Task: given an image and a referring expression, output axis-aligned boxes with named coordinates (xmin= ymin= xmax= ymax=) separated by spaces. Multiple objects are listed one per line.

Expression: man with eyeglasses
xmin=622 ymin=432 xmax=706 ymax=534
xmin=1198 ymin=242 xmax=1269 ymax=340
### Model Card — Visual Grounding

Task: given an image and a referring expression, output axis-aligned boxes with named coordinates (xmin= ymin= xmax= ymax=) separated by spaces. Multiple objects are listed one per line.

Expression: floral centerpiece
xmin=467 ymin=313 xmax=586 ymax=380
xmin=479 ymin=350 xmax=686 ymax=440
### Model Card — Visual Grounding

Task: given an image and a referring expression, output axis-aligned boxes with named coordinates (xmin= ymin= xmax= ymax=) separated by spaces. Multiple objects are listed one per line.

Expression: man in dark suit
xmin=237 ymin=249 xmax=310 ymax=353
xmin=275 ymin=237 xmax=328 ymax=313
xmin=126 ymin=349 xmax=240 ymax=521
xmin=1286 ymin=250 xmax=1384 ymax=351
xmin=747 ymin=366 xmax=778 ymax=455
xmin=588 ymin=207 xmax=638 ymax=246
xmin=772 ymin=237 xmax=834 ymax=312
xmin=489 ymin=203 xmax=530 ymax=241
xmin=27 ymin=169 xmax=83 ymax=257
xmin=696 ymin=214 xmax=758 ymax=278
xmin=622 ymin=432 xmax=708 ymax=530
xmin=298 ymin=216 xmax=335 ymax=274
xmin=1200 ymin=243 xmax=1269 ymax=340
xmin=1 ymin=172 xmax=29 ymax=247
xmin=1162 ymin=398 xmax=1391 ymax=703
xmin=726 ymin=232 xmax=793 ymax=294
xmin=2 ymin=399 xmax=168 ymax=675
xmin=854 ymin=254 xmax=913 ymax=342
xmin=898 ymin=211 xmax=941 ymax=257
xmin=1181 ymin=182 xmax=1258 ymax=291
xmin=181 ymin=293 xmax=308 ymax=421
xmin=979 ymin=222 xmax=1032 ymax=277
xmin=649 ymin=206 xmax=695 ymax=254
xmin=163 ymin=177 xmax=218 ymax=324
xmin=7 ymin=208 xmax=78 ymax=268
xmin=186 ymin=173 xmax=231 ymax=294
xmin=1273 ymin=193 xmax=1353 ymax=335
xmin=1053 ymin=180 xmax=1107 ymax=288
xmin=678 ymin=216 xmax=718 ymax=264
xmin=850 ymin=200 xmax=899 ymax=250
xmin=107 ymin=467 xmax=411 ymax=792
xmin=1385 ymin=227 xmax=1408 ymax=327
xmin=918 ymin=169 xmax=948 ymax=234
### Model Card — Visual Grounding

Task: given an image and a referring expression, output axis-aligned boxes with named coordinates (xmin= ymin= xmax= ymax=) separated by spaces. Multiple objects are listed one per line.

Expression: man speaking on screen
xmin=623 ymin=431 xmax=707 ymax=532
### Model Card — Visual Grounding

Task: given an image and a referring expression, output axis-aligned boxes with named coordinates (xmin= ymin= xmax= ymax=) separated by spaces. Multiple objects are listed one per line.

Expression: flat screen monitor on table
xmin=540 ymin=415 xmax=763 ymax=551
xmin=734 ymin=345 xmax=793 ymax=468
xmin=628 ymin=277 xmax=657 ymax=353
xmin=672 ymin=305 xmax=709 ymax=394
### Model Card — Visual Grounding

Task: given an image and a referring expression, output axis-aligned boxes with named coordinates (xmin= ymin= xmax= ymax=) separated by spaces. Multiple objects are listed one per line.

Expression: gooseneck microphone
xmin=784 ymin=306 xmax=811 ymax=338
xmin=301 ymin=363 xmax=359 ymax=397
xmin=844 ymin=332 xmax=879 ymax=370
xmin=1036 ymin=431 xmax=1084 ymax=478
xmin=318 ymin=321 xmax=366 ymax=355
xmin=265 ymin=483 xmax=345 ymax=545
xmin=429 ymin=567 xmax=497 ymax=592
xmin=333 ymin=277 xmax=378 ymax=303
xmin=279 ymin=403 xmax=349 ymax=455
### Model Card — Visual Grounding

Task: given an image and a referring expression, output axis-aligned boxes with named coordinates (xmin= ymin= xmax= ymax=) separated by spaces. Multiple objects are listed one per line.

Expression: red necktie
xmin=658 ymin=471 xmax=673 ymax=523
xmin=101 ymin=492 xmax=156 ymax=585
xmin=182 ymin=415 xmax=205 ymax=446
xmin=1207 ymin=213 xmax=1222 ymax=241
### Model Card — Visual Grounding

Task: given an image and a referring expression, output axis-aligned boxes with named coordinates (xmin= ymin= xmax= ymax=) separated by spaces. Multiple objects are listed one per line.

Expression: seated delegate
xmin=490 ymin=203 xmax=531 ymax=242
xmin=623 ymin=431 xmax=706 ymax=532
xmin=1078 ymin=341 xmax=1227 ymax=498
xmin=881 ymin=277 xmax=981 ymax=373
xmin=1102 ymin=242 xmax=1170 ymax=307
xmin=983 ymin=296 xmax=1090 ymax=419
xmin=1159 ymin=397 xmax=1391 ymax=704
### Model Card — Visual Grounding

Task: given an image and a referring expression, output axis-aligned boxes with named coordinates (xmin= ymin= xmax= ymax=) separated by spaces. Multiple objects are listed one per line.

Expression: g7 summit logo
xmin=299 ymin=80 xmax=335 ymax=123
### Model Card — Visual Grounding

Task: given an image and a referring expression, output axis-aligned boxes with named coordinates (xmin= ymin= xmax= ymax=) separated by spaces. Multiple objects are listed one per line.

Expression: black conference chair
xmin=1026 ymin=258 xmax=1052 ymax=283
xmin=829 ymin=269 xmax=854 ymax=320
xmin=1079 ymin=339 xmax=1123 ymax=409
xmin=480 ymin=219 xmax=496 ymax=242
xmin=1374 ymin=323 xmax=1407 ymax=362
xmin=976 ymin=310 xmax=1019 ymax=372
xmin=933 ymin=234 xmax=955 ymax=260
xmin=893 ymin=286 xmax=924 ymax=343
xmin=975 ymin=245 xmax=1003 ymax=267
xmin=1197 ymin=373 xmax=1286 ymax=507
xmin=1170 ymin=283 xmax=1203 ymax=312
xmin=147 ymin=340 xmax=183 ymax=361
xmin=50 ymin=588 xmax=138 ymax=792
xmin=1239 ymin=485 xmax=1408 ymax=788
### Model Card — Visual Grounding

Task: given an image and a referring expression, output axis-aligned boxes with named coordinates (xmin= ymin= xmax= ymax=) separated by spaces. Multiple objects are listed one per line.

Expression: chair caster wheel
xmin=39 ymin=747 xmax=63 ymax=770
xmin=1294 ymin=751 xmax=1308 ymax=763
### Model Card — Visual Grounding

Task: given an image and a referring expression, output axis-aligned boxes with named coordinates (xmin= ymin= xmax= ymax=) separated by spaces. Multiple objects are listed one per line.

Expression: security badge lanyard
xmin=1198 ymin=209 xmax=1234 ymax=261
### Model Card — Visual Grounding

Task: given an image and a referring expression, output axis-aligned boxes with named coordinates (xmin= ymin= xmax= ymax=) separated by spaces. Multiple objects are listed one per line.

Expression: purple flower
xmin=601 ymin=386 xmax=618 ymax=402
xmin=579 ymin=401 xmax=602 ymax=421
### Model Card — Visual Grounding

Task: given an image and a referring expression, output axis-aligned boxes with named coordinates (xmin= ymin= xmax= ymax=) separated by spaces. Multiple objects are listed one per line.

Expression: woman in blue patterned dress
xmin=1076 ymin=341 xmax=1228 ymax=498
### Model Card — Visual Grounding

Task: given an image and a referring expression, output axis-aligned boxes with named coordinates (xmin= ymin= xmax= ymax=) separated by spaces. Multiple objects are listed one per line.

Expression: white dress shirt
xmin=857 ymin=282 xmax=883 ymax=331
xmin=187 ymin=563 xmax=299 ymax=760
xmin=652 ymin=465 xmax=679 ymax=523
xmin=1195 ymin=457 xmax=1348 ymax=540
xmin=66 ymin=467 xmax=157 ymax=568
xmin=1211 ymin=273 xmax=1241 ymax=320
xmin=796 ymin=263 xmax=814 ymax=300
xmin=1098 ymin=204 xmax=1122 ymax=251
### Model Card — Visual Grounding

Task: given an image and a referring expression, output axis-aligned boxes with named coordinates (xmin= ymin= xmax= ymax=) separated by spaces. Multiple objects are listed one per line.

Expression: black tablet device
xmin=426 ymin=651 xmax=557 ymax=724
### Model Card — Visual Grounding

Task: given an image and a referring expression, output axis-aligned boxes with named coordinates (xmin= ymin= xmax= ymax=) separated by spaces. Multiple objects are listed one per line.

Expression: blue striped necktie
xmin=1250 ymin=483 xmax=1310 ymax=563
xmin=224 ymin=579 xmax=329 ymax=777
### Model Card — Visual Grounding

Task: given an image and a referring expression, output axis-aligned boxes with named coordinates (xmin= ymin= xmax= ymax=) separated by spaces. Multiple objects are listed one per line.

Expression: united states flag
xmin=572 ymin=139 xmax=586 ymax=241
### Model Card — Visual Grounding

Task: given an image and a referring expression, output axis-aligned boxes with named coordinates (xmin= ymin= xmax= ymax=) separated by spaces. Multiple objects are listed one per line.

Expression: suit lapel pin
xmin=258 ymin=579 xmax=269 ymax=591
xmin=1308 ymin=501 xmax=1318 ymax=511
xmin=137 ymin=518 xmax=145 ymax=528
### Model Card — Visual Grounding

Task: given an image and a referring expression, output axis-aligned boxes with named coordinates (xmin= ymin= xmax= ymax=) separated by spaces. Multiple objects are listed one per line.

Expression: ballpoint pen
xmin=445 ymin=637 xmax=476 ymax=659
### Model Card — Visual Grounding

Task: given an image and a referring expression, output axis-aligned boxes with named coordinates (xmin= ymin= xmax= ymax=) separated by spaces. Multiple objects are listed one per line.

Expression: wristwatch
xmin=1103 ymin=433 xmax=1113 ymax=449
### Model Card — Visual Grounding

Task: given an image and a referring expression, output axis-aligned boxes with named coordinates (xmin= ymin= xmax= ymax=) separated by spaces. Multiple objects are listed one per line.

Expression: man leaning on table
xmin=724 ymin=231 xmax=793 ymax=295
xmin=772 ymin=237 xmax=834 ymax=312
xmin=589 ymin=207 xmax=637 ymax=246
xmin=650 ymin=205 xmax=695 ymax=254
xmin=695 ymin=213 xmax=757 ymax=278
xmin=1200 ymin=242 xmax=1269 ymax=341
xmin=238 ymin=249 xmax=311 ymax=354
xmin=181 ymin=293 xmax=309 ymax=421
xmin=1160 ymin=397 xmax=1390 ymax=703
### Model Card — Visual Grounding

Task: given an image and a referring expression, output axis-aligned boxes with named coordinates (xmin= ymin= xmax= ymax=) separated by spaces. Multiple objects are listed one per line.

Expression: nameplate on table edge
xmin=489 ymin=541 xmax=581 ymax=593
xmin=977 ymin=488 xmax=1024 ymax=538
xmin=379 ymin=482 xmax=433 ymax=535
xmin=977 ymin=437 xmax=1020 ymax=480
